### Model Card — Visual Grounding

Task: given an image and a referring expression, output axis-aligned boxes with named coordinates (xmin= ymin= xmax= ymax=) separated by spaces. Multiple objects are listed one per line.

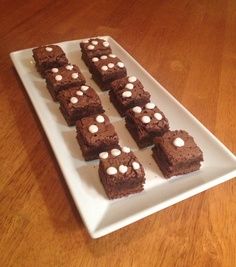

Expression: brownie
xmin=98 ymin=146 xmax=145 ymax=199
xmin=109 ymin=76 xmax=151 ymax=116
xmin=85 ymin=53 xmax=118 ymax=73
xmin=76 ymin=114 xmax=119 ymax=161
xmin=152 ymin=130 xmax=204 ymax=178
xmin=80 ymin=38 xmax=112 ymax=67
xmin=57 ymin=85 xmax=104 ymax=126
xmin=125 ymin=103 xmax=169 ymax=148
xmin=32 ymin=45 xmax=68 ymax=77
xmin=90 ymin=55 xmax=127 ymax=90
xmin=45 ymin=64 xmax=86 ymax=101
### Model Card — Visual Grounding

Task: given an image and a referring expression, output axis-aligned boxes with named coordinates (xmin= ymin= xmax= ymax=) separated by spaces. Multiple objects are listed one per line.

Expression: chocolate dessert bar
xmin=32 ymin=44 xmax=68 ymax=77
xmin=125 ymin=103 xmax=169 ymax=148
xmin=152 ymin=130 xmax=204 ymax=178
xmin=109 ymin=76 xmax=150 ymax=116
xmin=80 ymin=38 xmax=112 ymax=68
xmin=45 ymin=64 xmax=85 ymax=101
xmin=90 ymin=55 xmax=127 ymax=90
xmin=76 ymin=114 xmax=119 ymax=161
xmin=98 ymin=147 xmax=145 ymax=199
xmin=57 ymin=85 xmax=104 ymax=126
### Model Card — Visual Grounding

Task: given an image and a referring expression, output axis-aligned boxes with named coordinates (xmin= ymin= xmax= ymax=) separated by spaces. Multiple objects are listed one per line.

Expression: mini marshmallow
xmin=101 ymin=65 xmax=108 ymax=71
xmin=55 ymin=75 xmax=62 ymax=81
xmin=88 ymin=124 xmax=98 ymax=133
xmin=145 ymin=102 xmax=155 ymax=109
xmin=132 ymin=106 xmax=142 ymax=113
xmin=132 ymin=161 xmax=140 ymax=170
xmin=122 ymin=146 xmax=131 ymax=153
xmin=66 ymin=65 xmax=73 ymax=70
xmin=128 ymin=76 xmax=137 ymax=83
xmin=173 ymin=137 xmax=185 ymax=147
xmin=106 ymin=166 xmax=117 ymax=175
xmin=71 ymin=73 xmax=79 ymax=79
xmin=141 ymin=115 xmax=151 ymax=124
xmin=96 ymin=115 xmax=105 ymax=123
xmin=81 ymin=85 xmax=89 ymax=91
xmin=87 ymin=45 xmax=95 ymax=50
xmin=125 ymin=83 xmax=134 ymax=90
xmin=122 ymin=91 xmax=132 ymax=98
xmin=119 ymin=165 xmax=128 ymax=174
xmin=103 ymin=41 xmax=109 ymax=47
xmin=92 ymin=57 xmax=99 ymax=62
xmin=45 ymin=47 xmax=53 ymax=52
xmin=51 ymin=68 xmax=58 ymax=73
xmin=154 ymin=112 xmax=163 ymax=120
xmin=99 ymin=152 xmax=109 ymax=159
xmin=70 ymin=97 xmax=78 ymax=104
xmin=111 ymin=148 xmax=121 ymax=157
xmin=76 ymin=90 xmax=83 ymax=96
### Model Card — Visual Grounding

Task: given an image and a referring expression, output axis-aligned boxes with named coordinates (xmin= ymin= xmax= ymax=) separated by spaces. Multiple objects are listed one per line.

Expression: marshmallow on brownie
xmin=99 ymin=147 xmax=145 ymax=199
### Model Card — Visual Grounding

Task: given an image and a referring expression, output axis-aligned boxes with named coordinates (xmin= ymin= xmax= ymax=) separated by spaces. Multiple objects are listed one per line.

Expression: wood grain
xmin=0 ymin=0 xmax=235 ymax=266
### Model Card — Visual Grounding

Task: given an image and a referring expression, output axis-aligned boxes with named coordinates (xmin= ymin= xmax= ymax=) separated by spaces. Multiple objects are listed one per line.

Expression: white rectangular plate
xmin=10 ymin=36 xmax=236 ymax=238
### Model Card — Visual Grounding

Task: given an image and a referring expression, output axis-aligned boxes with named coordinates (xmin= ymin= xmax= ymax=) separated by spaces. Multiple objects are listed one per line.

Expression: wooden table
xmin=1 ymin=1 xmax=235 ymax=266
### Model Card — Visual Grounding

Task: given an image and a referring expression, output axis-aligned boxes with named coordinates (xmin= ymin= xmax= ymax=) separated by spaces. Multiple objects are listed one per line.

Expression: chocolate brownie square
xmin=152 ymin=130 xmax=204 ymax=178
xmin=109 ymin=76 xmax=150 ymax=116
xmin=98 ymin=146 xmax=145 ymax=199
xmin=32 ymin=45 xmax=68 ymax=77
xmin=90 ymin=55 xmax=127 ymax=90
xmin=80 ymin=38 xmax=112 ymax=67
xmin=76 ymin=114 xmax=119 ymax=161
xmin=57 ymin=85 xmax=104 ymax=126
xmin=125 ymin=103 xmax=169 ymax=148
xmin=45 ymin=64 xmax=86 ymax=101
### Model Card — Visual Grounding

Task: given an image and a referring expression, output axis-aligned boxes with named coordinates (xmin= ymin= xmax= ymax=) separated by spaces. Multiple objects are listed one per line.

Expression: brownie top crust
xmin=45 ymin=64 xmax=85 ymax=91
xmin=90 ymin=54 xmax=126 ymax=81
xmin=76 ymin=114 xmax=118 ymax=147
xmin=99 ymin=147 xmax=145 ymax=185
xmin=57 ymin=85 xmax=102 ymax=114
xmin=32 ymin=44 xmax=67 ymax=64
xmin=126 ymin=103 xmax=169 ymax=134
xmin=153 ymin=130 xmax=203 ymax=165
xmin=80 ymin=38 xmax=112 ymax=58
xmin=110 ymin=76 xmax=150 ymax=105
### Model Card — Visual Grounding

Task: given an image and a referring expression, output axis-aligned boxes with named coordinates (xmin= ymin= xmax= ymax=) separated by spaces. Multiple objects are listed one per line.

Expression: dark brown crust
xmin=91 ymin=75 xmax=113 ymax=91
xmin=109 ymin=89 xmax=127 ymax=116
xmin=91 ymin=71 xmax=127 ymax=91
xmin=125 ymin=120 xmax=153 ymax=148
xmin=57 ymin=86 xmax=104 ymax=126
xmin=91 ymin=57 xmax=127 ymax=83
xmin=80 ymin=38 xmax=112 ymax=59
xmin=98 ymin=149 xmax=145 ymax=199
xmin=47 ymin=84 xmax=58 ymax=101
xmin=152 ymin=146 xmax=201 ymax=178
xmin=45 ymin=64 xmax=86 ymax=101
xmin=109 ymin=77 xmax=150 ymax=116
xmin=99 ymin=168 xmax=144 ymax=199
xmin=59 ymin=107 xmax=75 ymax=126
xmin=59 ymin=105 xmax=104 ymax=126
xmin=153 ymin=130 xmax=203 ymax=166
xmin=81 ymin=54 xmax=92 ymax=70
xmin=125 ymin=105 xmax=169 ymax=148
xmin=152 ymin=130 xmax=203 ymax=178
xmin=32 ymin=45 xmax=68 ymax=77
xmin=75 ymin=114 xmax=119 ymax=161
xmin=76 ymin=133 xmax=119 ymax=161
